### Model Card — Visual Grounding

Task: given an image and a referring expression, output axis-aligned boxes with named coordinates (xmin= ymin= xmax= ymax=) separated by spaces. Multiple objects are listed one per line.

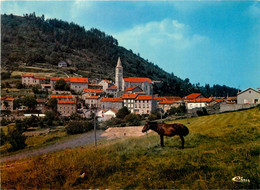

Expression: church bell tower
xmin=115 ymin=57 xmax=123 ymax=92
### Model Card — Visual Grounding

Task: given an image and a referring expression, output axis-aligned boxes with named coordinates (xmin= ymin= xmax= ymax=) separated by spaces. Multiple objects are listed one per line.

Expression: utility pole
xmin=94 ymin=110 xmax=97 ymax=147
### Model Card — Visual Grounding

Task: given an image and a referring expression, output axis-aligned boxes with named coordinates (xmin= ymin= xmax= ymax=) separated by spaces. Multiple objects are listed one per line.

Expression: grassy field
xmin=1 ymin=108 xmax=259 ymax=189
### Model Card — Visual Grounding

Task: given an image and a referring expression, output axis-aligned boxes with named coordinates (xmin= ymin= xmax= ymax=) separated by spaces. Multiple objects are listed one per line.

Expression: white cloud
xmin=115 ymin=18 xmax=209 ymax=55
xmin=114 ymin=18 xmax=210 ymax=82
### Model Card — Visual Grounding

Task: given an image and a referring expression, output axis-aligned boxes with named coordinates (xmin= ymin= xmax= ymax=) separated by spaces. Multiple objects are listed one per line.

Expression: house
xmin=57 ymin=100 xmax=77 ymax=117
xmin=100 ymin=97 xmax=123 ymax=110
xmin=114 ymin=57 xmax=153 ymax=95
xmin=33 ymin=76 xmax=46 ymax=85
xmin=88 ymin=84 xmax=103 ymax=90
xmin=122 ymin=93 xmax=138 ymax=113
xmin=103 ymin=109 xmax=118 ymax=121
xmin=85 ymin=96 xmax=100 ymax=109
xmin=106 ymin=86 xmax=117 ymax=97
xmin=36 ymin=99 xmax=47 ymax=112
xmin=82 ymin=89 xmax=104 ymax=98
xmin=134 ymin=95 xmax=157 ymax=115
xmin=58 ymin=61 xmax=67 ymax=67
xmin=41 ymin=84 xmax=51 ymax=91
xmin=1 ymin=97 xmax=14 ymax=111
xmin=123 ymin=77 xmax=153 ymax=95
xmin=226 ymin=97 xmax=237 ymax=104
xmin=186 ymin=98 xmax=213 ymax=110
xmin=99 ymin=80 xmax=113 ymax=91
xmin=123 ymin=86 xmax=143 ymax=94
xmin=50 ymin=77 xmax=70 ymax=90
xmin=22 ymin=74 xmax=46 ymax=86
xmin=70 ymin=77 xmax=89 ymax=93
xmin=182 ymin=93 xmax=205 ymax=101
xmin=21 ymin=74 xmax=34 ymax=86
xmin=237 ymin=88 xmax=260 ymax=104
xmin=50 ymin=95 xmax=74 ymax=101
xmin=158 ymin=99 xmax=182 ymax=112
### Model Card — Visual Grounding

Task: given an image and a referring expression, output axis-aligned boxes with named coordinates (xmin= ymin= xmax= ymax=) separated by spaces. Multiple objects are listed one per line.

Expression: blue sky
xmin=2 ymin=1 xmax=260 ymax=90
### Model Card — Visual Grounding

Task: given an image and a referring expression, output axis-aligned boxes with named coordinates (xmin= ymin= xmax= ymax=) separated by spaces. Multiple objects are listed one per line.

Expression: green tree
xmin=7 ymin=127 xmax=27 ymax=151
xmin=44 ymin=110 xmax=56 ymax=126
xmin=0 ymin=128 xmax=7 ymax=146
xmin=54 ymin=79 xmax=70 ymax=91
xmin=22 ymin=96 xmax=37 ymax=111
xmin=124 ymin=113 xmax=141 ymax=126
xmin=116 ymin=107 xmax=130 ymax=119
xmin=47 ymin=98 xmax=57 ymax=112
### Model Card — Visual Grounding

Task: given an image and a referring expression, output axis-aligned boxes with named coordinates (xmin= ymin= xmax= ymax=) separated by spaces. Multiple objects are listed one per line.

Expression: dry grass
xmin=1 ymin=108 xmax=259 ymax=189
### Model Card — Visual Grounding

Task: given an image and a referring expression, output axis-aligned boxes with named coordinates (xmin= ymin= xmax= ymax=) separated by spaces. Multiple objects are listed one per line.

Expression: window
xmin=249 ymin=91 xmax=251 ymax=93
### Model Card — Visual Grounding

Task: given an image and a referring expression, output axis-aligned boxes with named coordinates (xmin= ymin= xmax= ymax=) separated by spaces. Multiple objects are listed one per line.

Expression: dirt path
xmin=0 ymin=130 xmax=104 ymax=163
xmin=0 ymin=126 xmax=147 ymax=163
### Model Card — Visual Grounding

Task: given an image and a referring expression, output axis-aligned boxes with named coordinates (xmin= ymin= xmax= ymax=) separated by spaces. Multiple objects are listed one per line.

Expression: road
xmin=0 ymin=130 xmax=104 ymax=163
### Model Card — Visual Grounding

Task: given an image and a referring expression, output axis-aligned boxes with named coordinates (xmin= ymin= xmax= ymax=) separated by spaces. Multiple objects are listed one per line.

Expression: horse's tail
xmin=183 ymin=125 xmax=189 ymax=136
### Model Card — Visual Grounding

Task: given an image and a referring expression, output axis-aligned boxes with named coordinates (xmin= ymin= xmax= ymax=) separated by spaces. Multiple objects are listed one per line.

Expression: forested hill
xmin=1 ymin=13 xmax=238 ymax=97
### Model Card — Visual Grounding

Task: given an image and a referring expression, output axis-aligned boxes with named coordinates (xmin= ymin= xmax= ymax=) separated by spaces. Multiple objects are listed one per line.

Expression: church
xmin=115 ymin=57 xmax=153 ymax=96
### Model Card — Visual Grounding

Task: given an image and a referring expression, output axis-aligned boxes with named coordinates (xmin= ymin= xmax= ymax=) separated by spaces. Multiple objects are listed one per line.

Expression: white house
xmin=237 ymin=88 xmax=260 ymax=104
xmin=103 ymin=109 xmax=118 ymax=121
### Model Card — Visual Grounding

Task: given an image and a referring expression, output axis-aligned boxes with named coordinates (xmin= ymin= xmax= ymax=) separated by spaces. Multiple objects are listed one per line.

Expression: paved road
xmin=0 ymin=130 xmax=105 ymax=163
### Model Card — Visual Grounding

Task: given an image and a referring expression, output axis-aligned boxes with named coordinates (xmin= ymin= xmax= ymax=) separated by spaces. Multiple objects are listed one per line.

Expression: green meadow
xmin=1 ymin=108 xmax=259 ymax=189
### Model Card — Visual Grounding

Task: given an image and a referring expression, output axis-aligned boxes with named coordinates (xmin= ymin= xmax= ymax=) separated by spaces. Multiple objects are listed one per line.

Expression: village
xmin=1 ymin=57 xmax=260 ymax=122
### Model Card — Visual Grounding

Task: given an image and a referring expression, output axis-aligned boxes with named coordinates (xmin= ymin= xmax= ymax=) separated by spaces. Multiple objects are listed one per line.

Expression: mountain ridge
xmin=1 ymin=13 xmax=238 ymax=97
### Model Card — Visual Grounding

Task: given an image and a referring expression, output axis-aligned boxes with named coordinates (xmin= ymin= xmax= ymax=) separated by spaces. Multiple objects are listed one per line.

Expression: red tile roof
xmin=70 ymin=77 xmax=89 ymax=83
xmin=153 ymin=97 xmax=167 ymax=101
xmin=86 ymin=96 xmax=99 ymax=99
xmin=57 ymin=100 xmax=76 ymax=104
xmin=187 ymin=98 xmax=213 ymax=103
xmin=159 ymin=100 xmax=177 ymax=105
xmin=124 ymin=77 xmax=152 ymax=84
xmin=5 ymin=98 xmax=15 ymax=101
xmin=84 ymin=89 xmax=104 ymax=93
xmin=50 ymin=77 xmax=70 ymax=82
xmin=107 ymin=86 xmax=117 ymax=90
xmin=183 ymin=93 xmax=202 ymax=100
xmin=101 ymin=97 xmax=123 ymax=102
xmin=1 ymin=97 xmax=6 ymax=100
xmin=165 ymin=96 xmax=182 ymax=101
xmin=121 ymin=93 xmax=138 ymax=99
xmin=124 ymin=86 xmax=139 ymax=91
xmin=136 ymin=95 xmax=153 ymax=100
xmin=22 ymin=74 xmax=34 ymax=77
xmin=36 ymin=99 xmax=46 ymax=103
xmin=213 ymin=99 xmax=224 ymax=102
xmin=34 ymin=76 xmax=46 ymax=80
xmin=51 ymin=95 xmax=73 ymax=99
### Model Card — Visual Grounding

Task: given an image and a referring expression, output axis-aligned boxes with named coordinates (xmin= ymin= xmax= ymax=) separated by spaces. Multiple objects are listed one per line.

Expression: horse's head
xmin=142 ymin=121 xmax=151 ymax=133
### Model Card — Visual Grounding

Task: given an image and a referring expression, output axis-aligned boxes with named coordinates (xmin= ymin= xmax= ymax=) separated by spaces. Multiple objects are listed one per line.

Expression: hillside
xmin=1 ymin=108 xmax=259 ymax=189
xmin=1 ymin=13 xmax=238 ymax=97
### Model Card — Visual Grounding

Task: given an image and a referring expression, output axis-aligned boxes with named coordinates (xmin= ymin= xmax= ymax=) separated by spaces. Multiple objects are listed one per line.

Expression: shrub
xmin=6 ymin=127 xmax=27 ymax=152
xmin=124 ymin=113 xmax=141 ymax=126
xmin=105 ymin=117 xmax=123 ymax=127
xmin=65 ymin=121 xmax=93 ymax=135
xmin=15 ymin=81 xmax=24 ymax=89
xmin=1 ymin=118 xmax=9 ymax=126
xmin=116 ymin=107 xmax=130 ymax=119
xmin=0 ymin=128 xmax=7 ymax=146
xmin=197 ymin=107 xmax=209 ymax=116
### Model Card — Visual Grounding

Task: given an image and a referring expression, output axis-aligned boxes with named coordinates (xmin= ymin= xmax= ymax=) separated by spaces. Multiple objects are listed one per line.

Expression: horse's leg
xmin=160 ymin=135 xmax=164 ymax=147
xmin=180 ymin=135 xmax=185 ymax=149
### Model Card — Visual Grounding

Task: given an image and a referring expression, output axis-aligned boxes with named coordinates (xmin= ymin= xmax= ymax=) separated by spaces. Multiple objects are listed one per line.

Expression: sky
xmin=1 ymin=1 xmax=260 ymax=90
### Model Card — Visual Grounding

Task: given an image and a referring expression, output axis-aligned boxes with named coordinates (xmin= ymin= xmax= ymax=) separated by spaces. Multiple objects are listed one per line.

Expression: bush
xmin=65 ymin=120 xmax=93 ymax=135
xmin=148 ymin=114 xmax=158 ymax=121
xmin=15 ymin=81 xmax=24 ymax=89
xmin=7 ymin=127 xmax=27 ymax=152
xmin=1 ymin=118 xmax=9 ymax=126
xmin=116 ymin=107 xmax=130 ymax=119
xmin=197 ymin=107 xmax=209 ymax=116
xmin=124 ymin=113 xmax=141 ymax=126
xmin=105 ymin=117 xmax=123 ymax=127
xmin=0 ymin=128 xmax=7 ymax=146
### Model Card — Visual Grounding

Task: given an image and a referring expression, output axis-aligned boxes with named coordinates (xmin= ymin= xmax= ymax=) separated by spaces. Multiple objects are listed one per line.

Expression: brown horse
xmin=142 ymin=121 xmax=189 ymax=149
